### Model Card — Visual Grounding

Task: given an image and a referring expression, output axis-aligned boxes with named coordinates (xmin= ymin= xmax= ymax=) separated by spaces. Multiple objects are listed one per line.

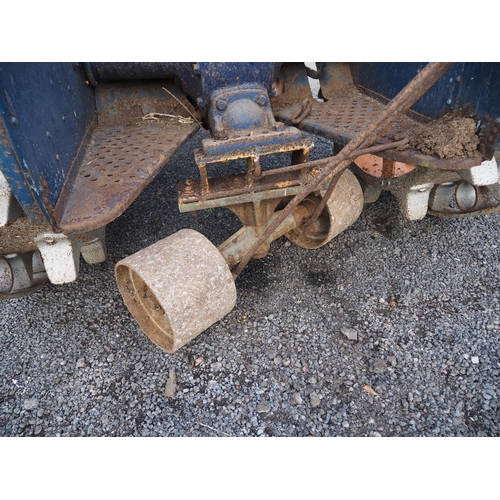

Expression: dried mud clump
xmin=407 ymin=115 xmax=480 ymax=159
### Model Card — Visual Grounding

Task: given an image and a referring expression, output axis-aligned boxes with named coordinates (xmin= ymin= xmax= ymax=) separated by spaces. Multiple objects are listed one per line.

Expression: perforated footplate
xmin=57 ymin=119 xmax=198 ymax=233
xmin=273 ymin=96 xmax=483 ymax=170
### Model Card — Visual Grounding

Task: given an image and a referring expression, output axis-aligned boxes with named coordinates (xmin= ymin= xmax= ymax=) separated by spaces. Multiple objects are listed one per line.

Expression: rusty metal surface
xmin=57 ymin=119 xmax=198 ymax=234
xmin=273 ymin=91 xmax=483 ymax=171
xmin=94 ymin=80 xmax=196 ymax=127
xmin=115 ymin=229 xmax=236 ymax=354
xmin=193 ymin=133 xmax=313 ymax=196
xmin=233 ymin=63 xmax=454 ymax=278
xmin=200 ymin=124 xmax=307 ymax=157
xmin=180 ymin=138 xmax=418 ymax=214
xmin=428 ymin=183 xmax=500 ymax=218
xmin=179 ymin=156 xmax=328 ymax=212
xmin=217 ymin=206 xmax=308 ymax=267
xmin=284 ymin=169 xmax=364 ymax=249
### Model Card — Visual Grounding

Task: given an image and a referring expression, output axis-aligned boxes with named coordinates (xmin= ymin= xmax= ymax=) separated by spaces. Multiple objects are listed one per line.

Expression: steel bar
xmin=232 ymin=62 xmax=454 ymax=279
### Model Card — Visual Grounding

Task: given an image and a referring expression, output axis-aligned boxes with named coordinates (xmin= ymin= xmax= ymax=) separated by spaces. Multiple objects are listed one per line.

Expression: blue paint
xmin=0 ymin=63 xmax=96 ymax=220
xmin=350 ymin=63 xmax=500 ymax=120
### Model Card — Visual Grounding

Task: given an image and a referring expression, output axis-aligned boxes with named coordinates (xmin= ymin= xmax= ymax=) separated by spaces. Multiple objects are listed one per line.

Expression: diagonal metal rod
xmin=232 ymin=62 xmax=454 ymax=280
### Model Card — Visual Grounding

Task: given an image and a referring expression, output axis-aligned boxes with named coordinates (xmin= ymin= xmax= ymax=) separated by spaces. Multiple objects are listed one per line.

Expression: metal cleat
xmin=34 ymin=233 xmax=83 ymax=284
xmin=459 ymin=157 xmax=498 ymax=186
xmin=393 ymin=182 xmax=434 ymax=221
xmin=79 ymin=227 xmax=107 ymax=265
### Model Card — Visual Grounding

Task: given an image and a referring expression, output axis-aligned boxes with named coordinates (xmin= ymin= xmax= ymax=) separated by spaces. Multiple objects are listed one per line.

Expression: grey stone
xmin=387 ymin=356 xmax=397 ymax=367
xmin=371 ymin=359 xmax=388 ymax=374
xmin=341 ymin=326 xmax=358 ymax=341
xmin=207 ymin=380 xmax=218 ymax=391
xmin=23 ymin=399 xmax=38 ymax=410
xmin=310 ymin=393 xmax=321 ymax=408
xmin=291 ymin=393 xmax=303 ymax=405
xmin=256 ymin=404 xmax=270 ymax=413
xmin=164 ymin=370 xmax=177 ymax=398
xmin=76 ymin=358 xmax=86 ymax=369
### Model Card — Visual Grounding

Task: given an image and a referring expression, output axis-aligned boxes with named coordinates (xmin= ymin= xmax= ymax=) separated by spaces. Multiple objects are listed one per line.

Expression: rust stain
xmin=276 ymin=181 xmax=295 ymax=188
xmin=58 ymin=120 xmax=198 ymax=234
xmin=39 ymin=175 xmax=55 ymax=216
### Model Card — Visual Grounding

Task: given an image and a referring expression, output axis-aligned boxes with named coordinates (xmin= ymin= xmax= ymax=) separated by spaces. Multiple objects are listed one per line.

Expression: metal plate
xmin=56 ymin=119 xmax=198 ymax=234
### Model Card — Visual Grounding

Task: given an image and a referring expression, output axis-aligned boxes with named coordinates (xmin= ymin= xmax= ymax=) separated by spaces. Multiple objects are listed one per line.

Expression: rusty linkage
xmin=257 ymin=136 xmax=410 ymax=179
xmin=291 ymin=98 xmax=313 ymax=125
xmin=232 ymin=62 xmax=454 ymax=279
xmin=302 ymin=136 xmax=410 ymax=233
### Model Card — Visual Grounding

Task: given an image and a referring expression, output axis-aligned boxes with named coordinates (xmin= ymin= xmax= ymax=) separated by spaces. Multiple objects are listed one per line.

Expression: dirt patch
xmin=324 ymin=83 xmax=365 ymax=99
xmin=405 ymin=114 xmax=480 ymax=159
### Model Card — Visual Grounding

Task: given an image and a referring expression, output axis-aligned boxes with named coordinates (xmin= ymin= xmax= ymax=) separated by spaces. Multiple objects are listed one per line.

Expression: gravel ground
xmin=1 ymin=130 xmax=499 ymax=438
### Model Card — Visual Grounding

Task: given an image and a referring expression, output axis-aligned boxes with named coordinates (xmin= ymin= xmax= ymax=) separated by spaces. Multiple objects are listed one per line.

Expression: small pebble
xmin=341 ymin=326 xmax=358 ymax=341
xmin=23 ymin=399 xmax=38 ymax=410
xmin=164 ymin=369 xmax=177 ymax=398
xmin=310 ymin=393 xmax=321 ymax=408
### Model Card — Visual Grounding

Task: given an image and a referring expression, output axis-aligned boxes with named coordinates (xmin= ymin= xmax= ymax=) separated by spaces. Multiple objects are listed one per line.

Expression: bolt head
xmin=256 ymin=95 xmax=267 ymax=106
xmin=216 ymin=100 xmax=227 ymax=111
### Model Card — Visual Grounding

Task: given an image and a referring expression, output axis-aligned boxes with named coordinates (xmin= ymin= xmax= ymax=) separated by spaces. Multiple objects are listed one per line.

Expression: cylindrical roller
xmin=115 ymin=229 xmax=237 ymax=354
xmin=428 ymin=182 xmax=457 ymax=211
xmin=285 ymin=168 xmax=364 ymax=249
xmin=456 ymin=181 xmax=477 ymax=211
xmin=0 ymin=252 xmax=48 ymax=300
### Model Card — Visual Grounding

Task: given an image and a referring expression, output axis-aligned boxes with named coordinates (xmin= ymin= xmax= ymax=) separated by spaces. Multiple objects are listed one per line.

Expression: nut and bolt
xmin=216 ymin=99 xmax=227 ymax=111
xmin=256 ymin=94 xmax=267 ymax=106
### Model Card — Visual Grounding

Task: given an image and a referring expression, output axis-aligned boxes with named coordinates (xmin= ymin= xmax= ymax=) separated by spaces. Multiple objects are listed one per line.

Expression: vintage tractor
xmin=1 ymin=62 xmax=499 ymax=352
